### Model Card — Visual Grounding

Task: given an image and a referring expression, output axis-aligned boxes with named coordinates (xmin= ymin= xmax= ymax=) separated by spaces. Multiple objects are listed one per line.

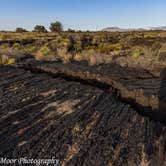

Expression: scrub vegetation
xmin=0 ymin=22 xmax=166 ymax=68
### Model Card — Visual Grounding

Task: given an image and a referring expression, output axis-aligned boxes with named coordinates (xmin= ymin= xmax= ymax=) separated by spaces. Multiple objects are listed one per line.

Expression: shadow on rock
xmin=159 ymin=68 xmax=166 ymax=114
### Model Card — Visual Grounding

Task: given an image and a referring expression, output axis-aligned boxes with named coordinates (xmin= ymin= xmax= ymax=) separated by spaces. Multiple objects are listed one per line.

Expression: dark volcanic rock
xmin=159 ymin=68 xmax=166 ymax=114
xmin=0 ymin=65 xmax=166 ymax=165
xmin=17 ymin=60 xmax=166 ymax=117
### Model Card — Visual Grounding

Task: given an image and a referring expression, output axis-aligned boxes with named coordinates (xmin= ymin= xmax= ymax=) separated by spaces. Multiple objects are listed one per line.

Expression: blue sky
xmin=0 ymin=0 xmax=166 ymax=31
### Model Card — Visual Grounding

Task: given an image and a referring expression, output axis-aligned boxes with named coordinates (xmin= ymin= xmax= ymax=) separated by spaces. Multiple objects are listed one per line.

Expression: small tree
xmin=49 ymin=21 xmax=63 ymax=32
xmin=34 ymin=25 xmax=47 ymax=33
xmin=16 ymin=28 xmax=28 ymax=33
xmin=68 ymin=28 xmax=75 ymax=33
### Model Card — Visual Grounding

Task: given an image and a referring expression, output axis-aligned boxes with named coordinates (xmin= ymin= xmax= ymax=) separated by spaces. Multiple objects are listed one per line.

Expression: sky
xmin=0 ymin=0 xmax=166 ymax=31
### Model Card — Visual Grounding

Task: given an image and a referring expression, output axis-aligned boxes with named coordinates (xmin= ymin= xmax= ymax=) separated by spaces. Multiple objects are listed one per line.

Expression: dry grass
xmin=0 ymin=31 xmax=166 ymax=66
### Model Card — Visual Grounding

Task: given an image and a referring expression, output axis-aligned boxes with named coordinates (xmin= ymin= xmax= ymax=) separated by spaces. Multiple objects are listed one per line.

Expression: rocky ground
xmin=0 ymin=58 xmax=166 ymax=166
xmin=18 ymin=60 xmax=166 ymax=117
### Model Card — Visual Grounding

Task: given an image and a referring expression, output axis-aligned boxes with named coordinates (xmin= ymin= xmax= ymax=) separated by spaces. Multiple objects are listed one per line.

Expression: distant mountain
xmin=102 ymin=27 xmax=146 ymax=32
xmin=102 ymin=26 xmax=166 ymax=32
xmin=150 ymin=26 xmax=166 ymax=30
xmin=102 ymin=27 xmax=122 ymax=32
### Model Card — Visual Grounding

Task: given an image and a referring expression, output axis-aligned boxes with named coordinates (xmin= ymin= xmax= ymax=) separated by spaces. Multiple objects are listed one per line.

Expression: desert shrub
xmin=158 ymin=43 xmax=166 ymax=60
xmin=131 ymin=47 xmax=144 ymax=58
xmin=62 ymin=53 xmax=73 ymax=63
xmin=0 ymin=34 xmax=8 ymax=40
xmin=0 ymin=54 xmax=16 ymax=65
xmin=97 ymin=43 xmax=125 ymax=54
xmin=74 ymin=53 xmax=83 ymax=61
xmin=98 ymin=34 xmax=108 ymax=42
xmin=39 ymin=45 xmax=52 ymax=56
xmin=0 ymin=43 xmax=10 ymax=50
xmin=80 ymin=49 xmax=97 ymax=65
xmin=12 ymin=43 xmax=21 ymax=50
xmin=151 ymin=41 xmax=162 ymax=57
xmin=110 ymin=43 xmax=124 ymax=51
xmin=0 ymin=54 xmax=9 ymax=64
xmin=88 ymin=52 xmax=105 ymax=65
xmin=97 ymin=45 xmax=111 ymax=54
xmin=8 ymin=58 xmax=16 ymax=64
xmin=80 ymin=34 xmax=93 ymax=49
xmin=50 ymin=36 xmax=75 ymax=53
xmin=92 ymin=38 xmax=98 ymax=46
xmin=101 ymin=54 xmax=113 ymax=64
xmin=59 ymin=38 xmax=71 ymax=48
xmin=26 ymin=45 xmax=36 ymax=53
xmin=0 ymin=44 xmax=13 ymax=55
xmin=49 ymin=36 xmax=63 ymax=47
xmin=74 ymin=41 xmax=82 ymax=52
xmin=22 ymin=45 xmax=37 ymax=54
xmin=144 ymin=33 xmax=158 ymax=38
xmin=78 ymin=49 xmax=101 ymax=65
xmin=68 ymin=29 xmax=75 ymax=33
xmin=16 ymin=28 xmax=28 ymax=33
xmin=158 ymin=51 xmax=166 ymax=61
xmin=35 ymin=38 xmax=47 ymax=47
xmin=89 ymin=54 xmax=97 ymax=66
xmin=34 ymin=25 xmax=47 ymax=33
xmin=67 ymin=36 xmax=75 ymax=52
xmin=22 ymin=34 xmax=36 ymax=40
xmin=49 ymin=40 xmax=58 ymax=51
xmin=35 ymin=45 xmax=54 ymax=61
xmin=50 ymin=37 xmax=74 ymax=58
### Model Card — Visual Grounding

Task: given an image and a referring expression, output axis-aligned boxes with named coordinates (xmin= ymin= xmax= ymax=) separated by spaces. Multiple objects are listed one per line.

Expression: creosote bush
xmin=0 ymin=35 xmax=8 ymax=40
xmin=16 ymin=28 xmax=28 ymax=33
xmin=151 ymin=41 xmax=162 ymax=57
xmin=22 ymin=45 xmax=37 ymax=55
xmin=12 ymin=43 xmax=21 ymax=50
xmin=131 ymin=47 xmax=144 ymax=58
xmin=0 ymin=55 xmax=15 ymax=65
xmin=97 ymin=43 xmax=125 ymax=54
xmin=38 ymin=45 xmax=52 ymax=56
xmin=0 ymin=54 xmax=8 ymax=64
xmin=34 ymin=25 xmax=47 ymax=33
xmin=8 ymin=58 xmax=16 ymax=64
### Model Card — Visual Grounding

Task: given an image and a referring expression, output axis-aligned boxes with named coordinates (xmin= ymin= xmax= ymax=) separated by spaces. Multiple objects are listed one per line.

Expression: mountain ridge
xmin=102 ymin=26 xmax=166 ymax=32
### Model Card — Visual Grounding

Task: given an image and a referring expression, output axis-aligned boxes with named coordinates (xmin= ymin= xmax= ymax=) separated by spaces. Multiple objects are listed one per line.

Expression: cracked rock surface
xmin=0 ymin=61 xmax=166 ymax=166
xmin=18 ymin=60 xmax=166 ymax=116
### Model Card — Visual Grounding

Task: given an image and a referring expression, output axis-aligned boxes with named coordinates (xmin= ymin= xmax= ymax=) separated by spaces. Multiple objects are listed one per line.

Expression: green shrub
xmin=144 ymin=33 xmax=158 ymax=38
xmin=49 ymin=36 xmax=63 ymax=48
xmin=33 ymin=25 xmax=47 ymax=33
xmin=0 ymin=35 xmax=7 ymax=40
xmin=96 ymin=43 xmax=125 ymax=54
xmin=27 ymin=45 xmax=36 ymax=53
xmin=0 ymin=55 xmax=8 ymax=64
xmin=39 ymin=45 xmax=52 ymax=56
xmin=67 ymin=29 xmax=75 ymax=33
xmin=0 ymin=55 xmax=15 ymax=65
xmin=16 ymin=28 xmax=28 ymax=33
xmin=151 ymin=41 xmax=161 ymax=57
xmin=97 ymin=45 xmax=112 ymax=54
xmin=0 ymin=43 xmax=10 ymax=50
xmin=49 ymin=36 xmax=74 ymax=54
xmin=22 ymin=45 xmax=37 ymax=54
xmin=12 ymin=43 xmax=21 ymax=50
xmin=131 ymin=47 xmax=144 ymax=58
xmin=74 ymin=41 xmax=82 ymax=52
xmin=59 ymin=38 xmax=71 ymax=47
xmin=8 ymin=58 xmax=16 ymax=64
